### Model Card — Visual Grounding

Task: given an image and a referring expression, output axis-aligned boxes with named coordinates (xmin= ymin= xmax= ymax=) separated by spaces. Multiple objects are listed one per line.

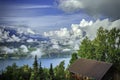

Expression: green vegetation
xmin=69 ymin=52 xmax=78 ymax=65
xmin=0 ymin=55 xmax=72 ymax=80
xmin=78 ymin=27 xmax=120 ymax=71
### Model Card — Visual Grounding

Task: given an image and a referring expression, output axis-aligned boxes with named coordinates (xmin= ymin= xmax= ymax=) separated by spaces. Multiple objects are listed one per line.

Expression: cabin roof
xmin=68 ymin=58 xmax=112 ymax=80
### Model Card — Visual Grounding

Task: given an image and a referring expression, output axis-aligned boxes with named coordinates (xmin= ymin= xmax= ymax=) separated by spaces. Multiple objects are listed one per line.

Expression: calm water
xmin=0 ymin=58 xmax=70 ymax=71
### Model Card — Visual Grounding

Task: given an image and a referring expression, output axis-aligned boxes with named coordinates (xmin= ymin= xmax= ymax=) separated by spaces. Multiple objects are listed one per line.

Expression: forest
xmin=0 ymin=27 xmax=120 ymax=80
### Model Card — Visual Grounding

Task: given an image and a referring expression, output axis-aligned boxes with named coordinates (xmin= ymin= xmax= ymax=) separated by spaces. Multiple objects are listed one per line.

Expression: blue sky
xmin=0 ymin=0 xmax=109 ymax=33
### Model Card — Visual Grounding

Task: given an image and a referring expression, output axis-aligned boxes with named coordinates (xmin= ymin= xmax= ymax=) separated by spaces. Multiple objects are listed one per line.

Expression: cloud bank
xmin=79 ymin=19 xmax=120 ymax=39
xmin=44 ymin=18 xmax=120 ymax=41
xmin=57 ymin=0 xmax=120 ymax=19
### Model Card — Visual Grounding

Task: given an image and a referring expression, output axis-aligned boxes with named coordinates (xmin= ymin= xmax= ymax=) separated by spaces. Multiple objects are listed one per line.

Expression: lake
xmin=0 ymin=57 xmax=70 ymax=71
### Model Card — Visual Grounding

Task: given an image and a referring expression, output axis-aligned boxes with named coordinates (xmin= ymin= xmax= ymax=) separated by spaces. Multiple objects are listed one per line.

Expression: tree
xmin=54 ymin=61 xmax=66 ymax=80
xmin=78 ymin=37 xmax=96 ymax=59
xmin=93 ymin=27 xmax=108 ymax=61
xmin=21 ymin=65 xmax=31 ymax=80
xmin=107 ymin=28 xmax=120 ymax=71
xmin=30 ymin=72 xmax=35 ymax=80
xmin=77 ymin=27 xmax=120 ymax=71
xmin=38 ymin=61 xmax=44 ymax=80
xmin=32 ymin=55 xmax=39 ymax=80
xmin=33 ymin=55 xmax=38 ymax=73
xmin=70 ymin=53 xmax=78 ymax=65
xmin=49 ymin=63 xmax=54 ymax=80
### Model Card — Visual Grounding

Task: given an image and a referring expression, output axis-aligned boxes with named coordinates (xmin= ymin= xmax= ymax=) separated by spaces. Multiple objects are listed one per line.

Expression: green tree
xmin=78 ymin=27 xmax=120 ymax=71
xmin=38 ymin=61 xmax=44 ymax=80
xmin=21 ymin=65 xmax=31 ymax=80
xmin=32 ymin=55 xmax=39 ymax=80
xmin=70 ymin=53 xmax=78 ymax=65
xmin=33 ymin=55 xmax=38 ymax=73
xmin=107 ymin=28 xmax=120 ymax=71
xmin=78 ymin=37 xmax=96 ymax=59
xmin=54 ymin=61 xmax=66 ymax=80
xmin=30 ymin=72 xmax=35 ymax=80
xmin=49 ymin=63 xmax=55 ymax=80
xmin=93 ymin=27 xmax=108 ymax=61
xmin=43 ymin=68 xmax=49 ymax=80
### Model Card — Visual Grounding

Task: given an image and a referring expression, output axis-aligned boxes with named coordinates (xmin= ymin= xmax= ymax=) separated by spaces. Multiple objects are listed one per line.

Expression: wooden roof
xmin=68 ymin=58 xmax=112 ymax=80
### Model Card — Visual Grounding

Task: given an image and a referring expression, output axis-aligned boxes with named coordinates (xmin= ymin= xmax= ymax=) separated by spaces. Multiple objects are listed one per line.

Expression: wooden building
xmin=68 ymin=58 xmax=113 ymax=80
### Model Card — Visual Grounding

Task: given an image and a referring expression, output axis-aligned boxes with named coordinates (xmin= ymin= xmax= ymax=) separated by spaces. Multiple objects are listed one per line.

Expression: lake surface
xmin=0 ymin=58 xmax=70 ymax=71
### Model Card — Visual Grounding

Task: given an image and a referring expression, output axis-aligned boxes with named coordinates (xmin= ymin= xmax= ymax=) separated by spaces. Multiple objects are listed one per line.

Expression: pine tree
xmin=49 ymin=63 xmax=54 ymax=80
xmin=33 ymin=55 xmax=38 ymax=73
xmin=38 ymin=61 xmax=44 ymax=80
xmin=32 ymin=55 xmax=38 ymax=80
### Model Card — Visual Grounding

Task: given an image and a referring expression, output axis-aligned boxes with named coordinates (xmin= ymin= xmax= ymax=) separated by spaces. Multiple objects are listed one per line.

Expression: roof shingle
xmin=68 ymin=58 xmax=113 ymax=80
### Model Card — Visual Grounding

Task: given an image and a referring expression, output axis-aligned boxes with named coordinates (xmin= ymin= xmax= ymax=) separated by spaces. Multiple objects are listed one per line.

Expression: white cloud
xmin=44 ymin=27 xmax=71 ymax=39
xmin=79 ymin=19 xmax=93 ymax=27
xmin=57 ymin=0 xmax=120 ymax=19
xmin=71 ymin=24 xmax=83 ymax=37
xmin=2 ymin=47 xmax=18 ymax=54
xmin=26 ymin=39 xmax=34 ymax=43
xmin=58 ymin=0 xmax=84 ymax=13
xmin=31 ymin=48 xmax=44 ymax=58
xmin=79 ymin=19 xmax=120 ymax=39
xmin=11 ymin=35 xmax=21 ymax=42
xmin=62 ymin=48 xmax=71 ymax=52
xmin=20 ymin=45 xmax=28 ymax=53
xmin=0 ymin=28 xmax=9 ymax=40
xmin=0 ymin=26 xmax=22 ymax=42
xmin=27 ymin=28 xmax=35 ymax=34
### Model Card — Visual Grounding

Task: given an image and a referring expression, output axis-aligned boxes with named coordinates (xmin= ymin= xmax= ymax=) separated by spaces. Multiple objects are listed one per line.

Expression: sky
xmin=0 ymin=0 xmax=120 ymax=33
xmin=0 ymin=0 xmax=94 ymax=33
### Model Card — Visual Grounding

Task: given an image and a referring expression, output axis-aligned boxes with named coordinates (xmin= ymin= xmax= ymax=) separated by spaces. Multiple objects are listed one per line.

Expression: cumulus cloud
xmin=76 ymin=18 xmax=120 ymax=39
xmin=27 ymin=28 xmax=35 ymax=34
xmin=0 ymin=28 xmax=9 ymax=40
xmin=58 ymin=0 xmax=84 ymax=13
xmin=57 ymin=0 xmax=120 ymax=19
xmin=20 ymin=45 xmax=28 ymax=53
xmin=30 ymin=49 xmax=44 ymax=58
xmin=0 ymin=27 xmax=21 ymax=42
xmin=2 ymin=47 xmax=18 ymax=54
xmin=26 ymin=39 xmax=34 ymax=43
xmin=44 ymin=28 xmax=70 ymax=38
xmin=44 ymin=18 xmax=120 ymax=51
xmin=11 ymin=35 xmax=21 ymax=42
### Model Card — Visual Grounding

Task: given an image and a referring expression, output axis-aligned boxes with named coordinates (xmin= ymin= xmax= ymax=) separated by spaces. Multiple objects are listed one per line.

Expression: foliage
xmin=78 ymin=27 xmax=120 ymax=71
xmin=0 ymin=55 xmax=70 ymax=80
xmin=70 ymin=52 xmax=78 ymax=65
xmin=49 ymin=63 xmax=55 ymax=80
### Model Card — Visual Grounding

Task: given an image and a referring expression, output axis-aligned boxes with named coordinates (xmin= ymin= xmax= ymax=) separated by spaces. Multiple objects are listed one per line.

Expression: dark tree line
xmin=0 ymin=55 xmax=73 ymax=80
